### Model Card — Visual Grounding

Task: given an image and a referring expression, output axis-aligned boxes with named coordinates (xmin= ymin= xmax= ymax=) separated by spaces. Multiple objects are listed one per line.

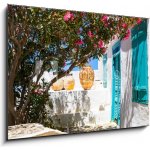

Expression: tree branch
xmin=45 ymin=48 xmax=94 ymax=91
xmin=9 ymin=36 xmax=21 ymax=51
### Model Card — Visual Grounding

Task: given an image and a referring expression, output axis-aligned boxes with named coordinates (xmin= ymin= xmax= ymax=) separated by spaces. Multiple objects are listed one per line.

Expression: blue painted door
xmin=131 ymin=20 xmax=148 ymax=105
xmin=112 ymin=42 xmax=121 ymax=125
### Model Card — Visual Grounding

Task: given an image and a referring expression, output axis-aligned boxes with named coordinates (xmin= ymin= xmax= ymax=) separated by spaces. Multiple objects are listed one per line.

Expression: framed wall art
xmin=7 ymin=4 xmax=149 ymax=140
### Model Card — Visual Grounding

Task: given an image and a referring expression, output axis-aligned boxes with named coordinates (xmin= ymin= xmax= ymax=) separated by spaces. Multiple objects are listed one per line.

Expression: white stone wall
xmin=48 ymin=89 xmax=111 ymax=129
xmin=120 ymin=31 xmax=133 ymax=128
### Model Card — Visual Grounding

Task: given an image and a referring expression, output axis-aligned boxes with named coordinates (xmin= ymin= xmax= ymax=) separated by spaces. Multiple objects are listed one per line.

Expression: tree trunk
xmin=8 ymin=43 xmax=22 ymax=125
xmin=8 ymin=83 xmax=16 ymax=126
xmin=8 ymin=110 xmax=15 ymax=126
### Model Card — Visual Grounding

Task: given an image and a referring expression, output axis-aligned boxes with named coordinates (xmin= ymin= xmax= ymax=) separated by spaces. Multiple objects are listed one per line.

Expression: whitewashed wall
xmin=130 ymin=19 xmax=149 ymax=127
xmin=121 ymin=21 xmax=149 ymax=128
xmin=107 ymin=20 xmax=150 ymax=128
xmin=35 ymin=55 xmax=112 ymax=128
xmin=108 ymin=19 xmax=150 ymax=128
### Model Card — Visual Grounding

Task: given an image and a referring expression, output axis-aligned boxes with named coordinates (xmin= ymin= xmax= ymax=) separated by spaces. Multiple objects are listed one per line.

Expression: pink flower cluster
xmin=122 ymin=23 xmax=128 ymax=29
xmin=33 ymin=89 xmax=44 ymax=95
xmin=137 ymin=18 xmax=142 ymax=24
xmin=101 ymin=15 xmax=108 ymax=22
xmin=87 ymin=30 xmax=94 ymax=38
xmin=98 ymin=39 xmax=104 ymax=48
xmin=94 ymin=39 xmax=105 ymax=49
xmin=94 ymin=39 xmax=106 ymax=54
xmin=101 ymin=15 xmax=109 ymax=27
xmin=75 ymin=39 xmax=84 ymax=45
xmin=123 ymin=29 xmax=130 ymax=40
xmin=64 ymin=11 xmax=74 ymax=21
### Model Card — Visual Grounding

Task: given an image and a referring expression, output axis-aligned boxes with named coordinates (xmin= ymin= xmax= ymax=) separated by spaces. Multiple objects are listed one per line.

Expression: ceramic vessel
xmin=51 ymin=72 xmax=64 ymax=91
xmin=79 ymin=66 xmax=94 ymax=90
xmin=63 ymin=74 xmax=75 ymax=90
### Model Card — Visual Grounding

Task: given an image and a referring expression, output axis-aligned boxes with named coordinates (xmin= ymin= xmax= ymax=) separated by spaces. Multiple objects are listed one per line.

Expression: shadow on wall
xmin=120 ymin=38 xmax=134 ymax=128
xmin=45 ymin=90 xmax=95 ymax=130
xmin=121 ymin=25 xmax=149 ymax=128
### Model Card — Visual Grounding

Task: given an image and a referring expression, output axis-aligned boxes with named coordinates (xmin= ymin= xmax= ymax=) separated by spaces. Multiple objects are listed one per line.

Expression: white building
xmin=105 ymin=19 xmax=149 ymax=128
xmin=36 ymin=19 xmax=149 ymax=130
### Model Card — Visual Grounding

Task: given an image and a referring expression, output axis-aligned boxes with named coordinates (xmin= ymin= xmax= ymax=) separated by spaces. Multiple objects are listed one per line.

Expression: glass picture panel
xmin=7 ymin=4 xmax=149 ymax=140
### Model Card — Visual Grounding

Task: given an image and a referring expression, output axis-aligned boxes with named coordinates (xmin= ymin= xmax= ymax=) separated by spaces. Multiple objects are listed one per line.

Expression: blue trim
xmin=112 ymin=41 xmax=120 ymax=55
xmin=111 ymin=41 xmax=121 ymax=126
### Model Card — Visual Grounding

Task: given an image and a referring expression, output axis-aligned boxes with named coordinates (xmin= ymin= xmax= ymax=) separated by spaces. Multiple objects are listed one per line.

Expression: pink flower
xmin=137 ymin=18 xmax=142 ymax=24
xmin=122 ymin=23 xmax=127 ymax=28
xmin=64 ymin=11 xmax=74 ymax=21
xmin=87 ymin=30 xmax=94 ymax=38
xmin=101 ymin=15 xmax=108 ymax=22
xmin=75 ymin=39 xmax=84 ymax=45
xmin=33 ymin=89 xmax=43 ymax=95
xmin=38 ymin=89 xmax=44 ymax=94
xmin=123 ymin=29 xmax=130 ymax=40
xmin=98 ymin=40 xmax=104 ymax=48
xmin=94 ymin=44 xmax=97 ymax=48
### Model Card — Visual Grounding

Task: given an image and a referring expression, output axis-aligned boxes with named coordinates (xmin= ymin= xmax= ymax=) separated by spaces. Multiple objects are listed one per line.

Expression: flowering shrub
xmin=27 ymin=80 xmax=53 ymax=125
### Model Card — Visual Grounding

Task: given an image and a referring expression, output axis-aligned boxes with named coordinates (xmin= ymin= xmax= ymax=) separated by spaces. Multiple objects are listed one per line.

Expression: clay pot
xmin=51 ymin=78 xmax=64 ymax=91
xmin=79 ymin=66 xmax=94 ymax=90
xmin=51 ymin=72 xmax=64 ymax=91
xmin=63 ymin=74 xmax=75 ymax=90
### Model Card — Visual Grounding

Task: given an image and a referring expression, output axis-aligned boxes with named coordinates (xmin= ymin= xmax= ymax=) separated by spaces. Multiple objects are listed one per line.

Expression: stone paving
xmin=8 ymin=122 xmax=118 ymax=139
xmin=130 ymin=102 xmax=149 ymax=127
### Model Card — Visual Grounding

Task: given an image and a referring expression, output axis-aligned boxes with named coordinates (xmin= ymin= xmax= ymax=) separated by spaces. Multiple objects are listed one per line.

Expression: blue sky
xmin=64 ymin=58 xmax=98 ymax=71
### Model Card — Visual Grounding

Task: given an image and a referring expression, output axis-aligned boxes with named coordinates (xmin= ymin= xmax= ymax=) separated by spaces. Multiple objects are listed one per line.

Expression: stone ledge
xmin=8 ymin=123 xmax=66 ymax=140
